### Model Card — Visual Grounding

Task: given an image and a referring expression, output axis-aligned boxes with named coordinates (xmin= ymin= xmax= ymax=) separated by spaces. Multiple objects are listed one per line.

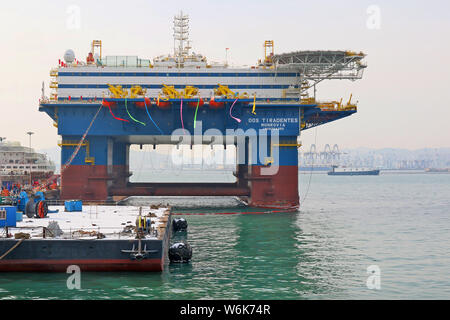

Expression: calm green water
xmin=1 ymin=172 xmax=449 ymax=299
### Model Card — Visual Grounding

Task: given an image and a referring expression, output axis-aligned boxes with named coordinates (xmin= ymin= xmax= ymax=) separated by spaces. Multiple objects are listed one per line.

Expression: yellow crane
xmin=264 ymin=40 xmax=274 ymax=65
xmin=214 ymin=84 xmax=249 ymax=99
xmin=107 ymin=84 xmax=128 ymax=98
xmin=214 ymin=84 xmax=235 ymax=98
xmin=161 ymin=84 xmax=182 ymax=99
xmin=129 ymin=85 xmax=147 ymax=98
xmin=160 ymin=85 xmax=202 ymax=99
xmin=312 ymin=94 xmax=357 ymax=111
xmin=92 ymin=40 xmax=102 ymax=60
xmin=183 ymin=86 xmax=199 ymax=99
xmin=107 ymin=84 xmax=146 ymax=98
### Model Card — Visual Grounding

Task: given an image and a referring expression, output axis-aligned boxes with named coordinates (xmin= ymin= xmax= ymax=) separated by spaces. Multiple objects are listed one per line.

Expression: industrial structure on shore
xmin=39 ymin=11 xmax=367 ymax=210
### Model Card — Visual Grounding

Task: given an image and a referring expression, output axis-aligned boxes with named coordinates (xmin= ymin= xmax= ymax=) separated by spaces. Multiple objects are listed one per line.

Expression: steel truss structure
xmin=273 ymin=51 xmax=366 ymax=91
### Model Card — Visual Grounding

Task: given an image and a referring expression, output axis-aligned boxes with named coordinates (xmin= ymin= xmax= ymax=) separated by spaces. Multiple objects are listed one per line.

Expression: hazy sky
xmin=1 ymin=0 xmax=449 ymax=150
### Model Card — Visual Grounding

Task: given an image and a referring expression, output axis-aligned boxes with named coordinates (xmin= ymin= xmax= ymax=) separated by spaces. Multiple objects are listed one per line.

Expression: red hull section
xmin=248 ymin=165 xmax=299 ymax=211
xmin=61 ymin=165 xmax=108 ymax=200
xmin=0 ymin=258 xmax=163 ymax=272
xmin=110 ymin=184 xmax=250 ymax=197
xmin=61 ymin=164 xmax=299 ymax=211
xmin=61 ymin=165 xmax=129 ymax=200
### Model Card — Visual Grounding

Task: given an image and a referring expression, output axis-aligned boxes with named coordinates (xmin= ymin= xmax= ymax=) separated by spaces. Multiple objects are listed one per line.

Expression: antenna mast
xmin=173 ymin=11 xmax=190 ymax=68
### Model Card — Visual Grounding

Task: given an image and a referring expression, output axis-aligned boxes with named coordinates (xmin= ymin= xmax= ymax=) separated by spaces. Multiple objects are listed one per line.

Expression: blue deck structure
xmin=39 ymin=98 xmax=357 ymax=210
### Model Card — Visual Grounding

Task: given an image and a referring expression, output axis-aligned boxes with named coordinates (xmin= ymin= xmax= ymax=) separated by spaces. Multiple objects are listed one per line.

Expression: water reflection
xmin=294 ymin=210 xmax=353 ymax=298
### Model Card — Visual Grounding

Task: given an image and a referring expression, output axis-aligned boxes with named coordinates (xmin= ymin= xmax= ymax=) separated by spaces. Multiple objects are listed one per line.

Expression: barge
xmin=0 ymin=205 xmax=172 ymax=272
xmin=327 ymin=166 xmax=380 ymax=176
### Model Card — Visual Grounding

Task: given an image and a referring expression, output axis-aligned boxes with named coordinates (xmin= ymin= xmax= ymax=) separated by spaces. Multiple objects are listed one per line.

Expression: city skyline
xmin=35 ymin=144 xmax=450 ymax=173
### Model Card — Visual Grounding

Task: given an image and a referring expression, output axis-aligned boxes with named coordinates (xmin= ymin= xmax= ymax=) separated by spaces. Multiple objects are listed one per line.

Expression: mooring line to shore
xmin=0 ymin=238 xmax=25 ymax=260
xmin=300 ymin=126 xmax=318 ymax=208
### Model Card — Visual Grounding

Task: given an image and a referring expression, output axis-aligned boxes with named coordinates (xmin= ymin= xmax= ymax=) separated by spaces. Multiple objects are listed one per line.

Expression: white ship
xmin=0 ymin=140 xmax=55 ymax=186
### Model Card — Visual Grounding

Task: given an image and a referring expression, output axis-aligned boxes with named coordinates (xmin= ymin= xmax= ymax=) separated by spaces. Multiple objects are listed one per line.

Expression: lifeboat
xmin=208 ymin=97 xmax=224 ymax=109
xmin=135 ymin=97 xmax=152 ymax=108
xmin=102 ymin=100 xmax=117 ymax=108
xmin=188 ymin=98 xmax=204 ymax=108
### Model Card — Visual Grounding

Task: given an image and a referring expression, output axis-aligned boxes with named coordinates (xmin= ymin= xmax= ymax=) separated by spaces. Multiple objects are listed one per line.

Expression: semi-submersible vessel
xmin=0 ymin=12 xmax=367 ymax=272
xmin=38 ymin=11 xmax=367 ymax=211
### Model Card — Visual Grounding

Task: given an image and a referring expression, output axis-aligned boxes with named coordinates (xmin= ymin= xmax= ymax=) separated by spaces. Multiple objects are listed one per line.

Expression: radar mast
xmin=173 ymin=11 xmax=190 ymax=68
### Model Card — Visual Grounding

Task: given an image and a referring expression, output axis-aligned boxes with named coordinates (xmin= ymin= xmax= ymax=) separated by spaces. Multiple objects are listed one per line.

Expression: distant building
xmin=0 ymin=140 xmax=55 ymax=187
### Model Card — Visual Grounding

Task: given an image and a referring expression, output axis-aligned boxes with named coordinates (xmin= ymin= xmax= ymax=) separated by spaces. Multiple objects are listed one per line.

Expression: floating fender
xmin=34 ymin=200 xmax=48 ymax=219
xmin=172 ymin=218 xmax=188 ymax=232
xmin=169 ymin=242 xmax=192 ymax=263
xmin=25 ymin=198 xmax=35 ymax=218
